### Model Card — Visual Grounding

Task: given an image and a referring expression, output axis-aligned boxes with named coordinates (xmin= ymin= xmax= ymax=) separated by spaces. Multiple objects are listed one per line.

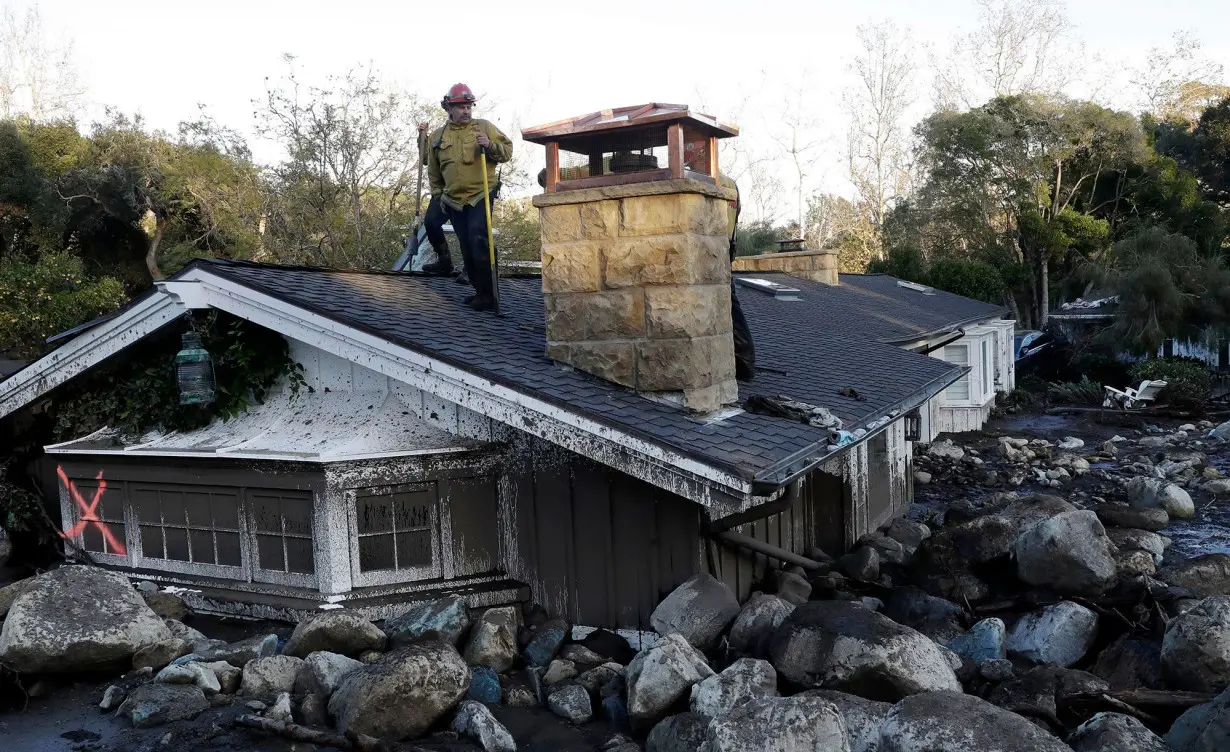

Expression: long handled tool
xmin=479 ymin=148 xmax=500 ymax=315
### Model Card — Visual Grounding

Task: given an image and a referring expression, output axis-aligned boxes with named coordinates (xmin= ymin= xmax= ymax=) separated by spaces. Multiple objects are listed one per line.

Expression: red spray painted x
xmin=57 ymin=465 xmax=127 ymax=556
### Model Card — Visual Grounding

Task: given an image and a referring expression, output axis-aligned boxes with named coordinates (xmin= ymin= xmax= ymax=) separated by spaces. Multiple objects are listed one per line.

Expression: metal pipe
xmin=712 ymin=530 xmax=825 ymax=571
xmin=706 ymin=488 xmax=795 ymax=533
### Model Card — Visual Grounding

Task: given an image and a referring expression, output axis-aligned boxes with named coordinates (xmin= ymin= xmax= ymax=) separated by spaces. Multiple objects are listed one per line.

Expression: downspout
xmin=702 ymin=484 xmax=828 ymax=572
xmin=919 ymin=329 xmax=965 ymax=355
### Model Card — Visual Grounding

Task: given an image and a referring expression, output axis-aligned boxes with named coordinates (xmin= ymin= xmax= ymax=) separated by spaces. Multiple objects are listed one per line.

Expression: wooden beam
xmin=557 ymin=168 xmax=673 ymax=191
xmin=668 ymin=124 xmax=685 ymax=179
xmin=548 ymin=142 xmax=563 ymax=194
xmin=709 ymin=136 xmax=719 ymax=178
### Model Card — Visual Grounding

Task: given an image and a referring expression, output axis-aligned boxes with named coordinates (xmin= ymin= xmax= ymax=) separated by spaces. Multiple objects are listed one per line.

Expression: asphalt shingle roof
xmin=195 ymin=260 xmax=966 ymax=482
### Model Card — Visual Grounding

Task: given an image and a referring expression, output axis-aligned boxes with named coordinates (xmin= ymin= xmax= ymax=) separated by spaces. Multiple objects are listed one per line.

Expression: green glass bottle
xmin=175 ymin=331 xmax=215 ymax=405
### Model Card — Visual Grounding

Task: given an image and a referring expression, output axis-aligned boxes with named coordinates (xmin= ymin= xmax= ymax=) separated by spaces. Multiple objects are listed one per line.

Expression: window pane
xmin=943 ymin=344 xmax=969 ymax=365
xmin=134 ymin=492 xmax=161 ymax=524
xmin=184 ymin=493 xmax=213 ymax=526
xmin=212 ymin=495 xmax=240 ymax=529
xmin=216 ymin=532 xmax=241 ymax=567
xmin=285 ymin=538 xmax=315 ymax=574
xmin=257 ymin=535 xmax=285 ymax=572
xmin=358 ymin=495 xmax=393 ymax=535
xmin=396 ymin=530 xmax=433 ymax=568
xmin=359 ymin=534 xmax=396 ymax=572
xmin=99 ymin=487 xmax=125 ymax=522
xmin=395 ymin=494 xmax=432 ymax=530
xmin=251 ymin=496 xmax=283 ymax=533
xmin=83 ymin=525 xmax=103 ymax=553
xmin=189 ymin=530 xmax=215 ymax=564
xmin=140 ymin=525 xmax=164 ymax=558
xmin=281 ymin=499 xmax=312 ymax=538
xmin=103 ymin=523 xmax=126 ymax=554
xmin=164 ymin=528 xmax=190 ymax=561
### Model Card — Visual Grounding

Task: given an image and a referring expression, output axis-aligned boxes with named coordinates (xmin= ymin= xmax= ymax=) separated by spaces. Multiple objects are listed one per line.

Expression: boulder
xmin=989 ymin=666 xmax=1107 ymax=724
xmin=239 ymin=655 xmax=305 ymax=698
xmin=0 ymin=566 xmax=172 ymax=673
xmin=646 ymin=712 xmax=708 ymax=752
xmin=1097 ymin=505 xmax=1170 ymax=531
xmin=728 ymin=593 xmax=795 ymax=656
xmin=132 ymin=638 xmax=190 ymax=671
xmin=1210 ymin=420 xmax=1230 ymax=440
xmin=1162 ymin=555 xmax=1230 ymax=598
xmin=559 ymin=644 xmax=606 ymax=666
xmin=865 ymin=535 xmax=908 ymax=566
xmin=1106 ymin=528 xmax=1165 ymax=563
xmin=980 ymin=659 xmax=1015 ymax=682
xmin=544 ymin=658 xmax=577 ymax=685
xmin=840 ymin=546 xmax=881 ymax=582
xmin=467 ymin=665 xmax=502 ymax=704
xmin=1127 ymin=477 xmax=1196 ymax=518
xmin=294 ymin=650 xmax=363 ymax=698
xmin=99 ymin=685 xmax=126 ymax=711
xmin=800 ymin=689 xmax=891 ymax=752
xmin=329 ymin=641 xmax=470 ymax=741
xmin=1006 ymin=601 xmax=1099 ymax=667
xmin=699 ymin=695 xmax=850 ymax=752
xmin=885 ymin=519 xmax=931 ymax=555
xmin=383 ymin=596 xmax=470 ymax=648
xmin=689 ymin=657 xmax=777 ymax=720
xmin=1058 ymin=437 xmax=1085 ymax=450
xmin=928 ymin=440 xmax=964 ymax=460
xmin=626 ymin=633 xmax=715 ymax=731
xmin=285 ymin=612 xmax=386 ymax=657
xmin=156 ymin=661 xmax=221 ymax=694
xmin=452 ymin=700 xmax=516 ymax=752
xmin=266 ymin=692 xmax=293 ymax=723
xmin=1013 ymin=510 xmax=1118 ymax=596
xmin=141 ymin=592 xmax=188 ymax=621
xmin=117 ymin=682 xmax=209 ymax=729
xmin=196 ymin=633 xmax=278 ymax=667
xmin=878 ymin=690 xmax=1069 ymax=751
xmin=1161 ymin=595 xmax=1230 ymax=693
xmin=163 ymin=619 xmax=219 ymax=654
xmin=1090 ymin=636 xmax=1163 ymax=690
xmin=1068 ymin=712 xmax=1169 ymax=751
xmin=203 ymin=660 xmax=242 ymax=694
xmin=1166 ymin=685 xmax=1230 ymax=752
xmin=883 ymin=588 xmax=965 ymax=644
xmin=773 ymin=570 xmax=812 ymax=605
xmin=463 ymin=607 xmax=519 ymax=672
xmin=943 ymin=495 xmax=1076 ymax=564
xmin=1118 ymin=549 xmax=1157 ymax=576
xmin=0 ymin=578 xmax=35 ymax=619
xmin=524 ymin=618 xmax=569 ymax=667
xmin=1203 ymin=479 xmax=1230 ymax=496
xmin=300 ymin=693 xmax=329 ymax=726
xmin=548 ymin=683 xmax=593 ymax=724
xmin=767 ymin=600 xmax=961 ymax=701
xmin=914 ymin=471 xmax=932 ymax=485
xmin=649 ymin=574 xmax=740 ymax=650
xmin=948 ymin=618 xmax=1006 ymax=664
xmin=577 ymin=662 xmax=624 ymax=697
xmin=582 ymin=628 xmax=637 ymax=665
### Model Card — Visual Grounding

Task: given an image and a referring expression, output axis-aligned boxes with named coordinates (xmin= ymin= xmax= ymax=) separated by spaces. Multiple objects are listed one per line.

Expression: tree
xmin=0 ymin=4 xmax=83 ymax=121
xmin=768 ymin=74 xmax=826 ymax=234
xmin=492 ymin=197 xmax=540 ymax=262
xmin=1131 ymin=31 xmax=1225 ymax=120
xmin=805 ymin=193 xmax=879 ymax=272
xmin=256 ymin=57 xmax=436 ymax=269
xmin=0 ymin=251 xmax=125 ymax=359
xmin=1160 ymin=97 xmax=1230 ymax=208
xmin=931 ymin=0 xmax=1080 ymax=110
xmin=844 ymin=20 xmax=915 ymax=241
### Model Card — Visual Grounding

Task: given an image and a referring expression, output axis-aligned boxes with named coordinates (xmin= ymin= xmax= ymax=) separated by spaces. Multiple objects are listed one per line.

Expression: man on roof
xmin=426 ymin=83 xmax=513 ymax=311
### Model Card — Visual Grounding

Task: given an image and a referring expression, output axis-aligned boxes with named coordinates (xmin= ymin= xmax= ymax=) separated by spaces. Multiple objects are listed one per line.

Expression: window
xmin=74 ymin=479 xmax=127 ymax=557
xmin=134 ymin=486 xmax=242 ymax=568
xmin=249 ymin=491 xmax=316 ymax=576
xmin=355 ymin=484 xmax=437 ymax=574
xmin=942 ymin=344 xmax=970 ymax=402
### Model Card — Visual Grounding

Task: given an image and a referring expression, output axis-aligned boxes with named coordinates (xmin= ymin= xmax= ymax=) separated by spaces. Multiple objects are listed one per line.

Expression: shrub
xmin=1047 ymin=377 xmax=1104 ymax=405
xmin=1128 ymin=357 xmax=1211 ymax=408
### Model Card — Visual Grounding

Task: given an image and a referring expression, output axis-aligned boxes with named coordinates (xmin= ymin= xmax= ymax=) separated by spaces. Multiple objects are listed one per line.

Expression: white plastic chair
xmin=1102 ymin=380 xmax=1168 ymax=410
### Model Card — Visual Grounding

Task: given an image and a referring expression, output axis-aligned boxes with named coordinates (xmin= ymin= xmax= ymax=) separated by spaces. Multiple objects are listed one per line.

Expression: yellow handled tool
xmin=479 ymin=150 xmax=500 ymax=315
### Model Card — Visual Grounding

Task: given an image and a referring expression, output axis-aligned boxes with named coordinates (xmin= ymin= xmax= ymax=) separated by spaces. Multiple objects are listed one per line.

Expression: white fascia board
xmin=0 ymin=293 xmax=185 ymax=419
xmin=44 ymin=444 xmax=471 ymax=463
xmin=174 ymin=269 xmax=754 ymax=509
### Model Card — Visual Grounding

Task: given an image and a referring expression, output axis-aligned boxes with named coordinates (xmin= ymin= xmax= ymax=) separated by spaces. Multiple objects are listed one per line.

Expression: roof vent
xmin=735 ymin=277 xmax=801 ymax=300
xmin=896 ymin=280 xmax=935 ymax=295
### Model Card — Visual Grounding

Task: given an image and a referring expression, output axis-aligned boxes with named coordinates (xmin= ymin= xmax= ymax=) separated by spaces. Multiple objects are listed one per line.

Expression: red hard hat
xmin=443 ymin=83 xmax=476 ymax=106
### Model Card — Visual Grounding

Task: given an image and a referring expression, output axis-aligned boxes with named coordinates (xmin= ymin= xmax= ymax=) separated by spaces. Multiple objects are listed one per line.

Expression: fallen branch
xmin=233 ymin=715 xmax=432 ymax=752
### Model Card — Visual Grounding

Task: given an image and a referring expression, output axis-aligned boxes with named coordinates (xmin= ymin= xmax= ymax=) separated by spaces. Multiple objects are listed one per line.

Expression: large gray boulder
xmin=943 ymin=495 xmax=1076 ymax=564
xmin=383 ymin=596 xmax=471 ymax=648
xmin=988 ymin=666 xmax=1107 ymax=723
xmin=239 ymin=655 xmax=304 ymax=698
xmin=728 ymin=593 xmax=794 ymax=656
xmin=1161 ymin=595 xmax=1230 ymax=693
xmin=1013 ymin=510 xmax=1118 ymax=596
xmin=1127 ymin=477 xmax=1196 ymax=519
xmin=0 ymin=566 xmax=172 ymax=673
xmin=800 ymin=690 xmax=891 ymax=752
xmin=1006 ymin=601 xmax=1099 ymax=667
xmin=284 ymin=612 xmax=386 ymax=657
xmin=1097 ymin=506 xmax=1170 ymax=532
xmin=700 ymin=695 xmax=851 ymax=752
xmin=1068 ymin=712 xmax=1169 ymax=751
xmin=1163 ymin=554 xmax=1230 ymax=598
xmin=646 ymin=712 xmax=708 ymax=752
xmin=878 ymin=691 xmax=1069 ymax=751
xmin=1106 ymin=528 xmax=1165 ymax=564
xmin=294 ymin=650 xmax=364 ymax=698
xmin=155 ymin=661 xmax=220 ymax=695
xmin=1166 ymin=685 xmax=1230 ymax=752
xmin=1091 ymin=636 xmax=1163 ymax=690
xmin=626 ymin=633 xmax=715 ymax=731
xmin=689 ymin=657 xmax=777 ymax=720
xmin=195 ymin=633 xmax=278 ymax=666
xmin=329 ymin=641 xmax=470 ymax=741
xmin=117 ymin=682 xmax=209 ymax=729
xmin=948 ymin=618 xmax=1006 ymax=664
xmin=768 ymin=600 xmax=960 ymax=701
xmin=547 ymin=683 xmax=593 ymax=724
xmin=452 ymin=700 xmax=516 ymax=752
xmin=883 ymin=588 xmax=965 ymax=644
xmin=650 ymin=574 xmax=740 ymax=650
xmin=463 ymin=606 xmax=519 ymax=672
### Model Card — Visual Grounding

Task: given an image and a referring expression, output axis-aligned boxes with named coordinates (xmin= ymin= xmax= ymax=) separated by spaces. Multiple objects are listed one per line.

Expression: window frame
xmin=245 ymin=489 xmax=319 ymax=588
xmin=131 ymin=483 xmax=250 ymax=581
xmin=941 ymin=343 xmax=972 ymax=404
xmin=346 ymin=482 xmax=443 ymax=588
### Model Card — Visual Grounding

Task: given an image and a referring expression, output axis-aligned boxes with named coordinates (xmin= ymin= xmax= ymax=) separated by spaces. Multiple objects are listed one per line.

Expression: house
xmin=0 ymin=104 xmax=974 ymax=632
xmin=1049 ymin=296 xmax=1230 ymax=371
xmin=733 ymin=251 xmax=1014 ymax=440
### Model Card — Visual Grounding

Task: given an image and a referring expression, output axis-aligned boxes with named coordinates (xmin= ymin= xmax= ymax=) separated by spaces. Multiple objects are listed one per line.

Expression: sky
xmin=19 ymin=0 xmax=1230 ymax=222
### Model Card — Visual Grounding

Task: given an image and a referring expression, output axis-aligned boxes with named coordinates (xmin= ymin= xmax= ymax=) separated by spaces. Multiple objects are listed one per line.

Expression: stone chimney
xmin=524 ymin=105 xmax=740 ymax=413
xmin=731 ymin=245 xmax=839 ymax=285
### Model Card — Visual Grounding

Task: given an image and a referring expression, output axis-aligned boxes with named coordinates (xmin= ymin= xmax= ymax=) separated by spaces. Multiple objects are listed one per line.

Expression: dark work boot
xmin=454 ymin=270 xmax=470 ymax=285
xmin=422 ymin=258 xmax=453 ymax=276
xmin=468 ymin=295 xmax=495 ymax=312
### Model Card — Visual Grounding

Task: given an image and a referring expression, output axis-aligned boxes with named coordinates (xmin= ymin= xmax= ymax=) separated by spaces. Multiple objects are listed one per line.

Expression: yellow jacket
xmin=427 ymin=119 xmax=513 ymax=209
xmin=718 ymin=172 xmax=739 ymax=241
